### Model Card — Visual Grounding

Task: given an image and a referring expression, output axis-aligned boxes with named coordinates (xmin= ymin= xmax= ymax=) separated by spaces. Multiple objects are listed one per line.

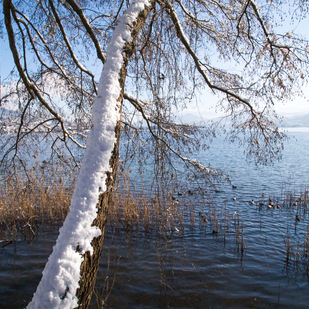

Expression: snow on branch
xmin=26 ymin=1 xmax=150 ymax=307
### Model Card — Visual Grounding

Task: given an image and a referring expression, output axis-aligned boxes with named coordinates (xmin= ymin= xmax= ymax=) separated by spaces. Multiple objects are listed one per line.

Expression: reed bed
xmin=108 ymin=186 xmax=187 ymax=235
xmin=0 ymin=167 xmax=73 ymax=236
xmin=283 ymin=224 xmax=309 ymax=273
xmin=0 ymin=167 xmax=246 ymax=252
xmin=107 ymin=178 xmax=246 ymax=254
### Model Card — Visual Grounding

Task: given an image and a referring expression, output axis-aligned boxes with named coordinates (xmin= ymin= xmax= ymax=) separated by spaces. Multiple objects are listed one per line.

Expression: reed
xmin=304 ymin=225 xmax=309 ymax=272
xmin=93 ymin=248 xmax=120 ymax=309
xmin=283 ymin=235 xmax=291 ymax=264
xmin=0 ymin=167 xmax=187 ymax=236
xmin=109 ymin=185 xmax=185 ymax=235
xmin=234 ymin=212 xmax=246 ymax=254
xmin=281 ymin=189 xmax=308 ymax=211
xmin=0 ymin=166 xmax=72 ymax=235
xmin=0 ymin=165 xmax=247 ymax=252
xmin=283 ymin=223 xmax=309 ymax=273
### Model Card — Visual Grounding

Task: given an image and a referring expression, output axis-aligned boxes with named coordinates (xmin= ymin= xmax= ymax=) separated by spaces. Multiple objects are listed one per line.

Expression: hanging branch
xmin=48 ymin=0 xmax=98 ymax=94
xmin=124 ymin=92 xmax=218 ymax=176
xmin=4 ymin=0 xmax=86 ymax=150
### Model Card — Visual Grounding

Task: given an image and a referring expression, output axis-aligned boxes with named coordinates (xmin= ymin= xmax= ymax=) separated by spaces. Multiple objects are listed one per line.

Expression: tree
xmin=1 ymin=0 xmax=309 ymax=307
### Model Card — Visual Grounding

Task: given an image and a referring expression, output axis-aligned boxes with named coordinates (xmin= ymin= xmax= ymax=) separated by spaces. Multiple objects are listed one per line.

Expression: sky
xmin=181 ymin=10 xmax=309 ymax=119
xmin=1 ymin=4 xmax=309 ymax=118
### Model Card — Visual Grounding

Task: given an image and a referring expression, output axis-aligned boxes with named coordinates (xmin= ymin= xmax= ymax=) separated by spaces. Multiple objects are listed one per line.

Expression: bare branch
xmin=65 ymin=0 xmax=106 ymax=64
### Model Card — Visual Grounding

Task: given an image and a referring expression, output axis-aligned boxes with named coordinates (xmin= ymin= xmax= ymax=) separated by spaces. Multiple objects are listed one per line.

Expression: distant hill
xmin=179 ymin=112 xmax=223 ymax=124
xmin=180 ymin=112 xmax=309 ymax=128
xmin=179 ymin=113 xmax=209 ymax=124
xmin=0 ymin=107 xmax=19 ymax=117
xmin=280 ymin=113 xmax=309 ymax=127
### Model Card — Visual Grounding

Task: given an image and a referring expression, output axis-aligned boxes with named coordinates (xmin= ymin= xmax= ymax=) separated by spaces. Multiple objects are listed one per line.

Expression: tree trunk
xmin=76 ymin=8 xmax=152 ymax=307
xmin=24 ymin=1 xmax=152 ymax=308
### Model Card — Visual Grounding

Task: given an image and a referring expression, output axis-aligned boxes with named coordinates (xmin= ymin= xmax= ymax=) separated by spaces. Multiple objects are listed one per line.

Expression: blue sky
xmin=1 ymin=5 xmax=309 ymax=117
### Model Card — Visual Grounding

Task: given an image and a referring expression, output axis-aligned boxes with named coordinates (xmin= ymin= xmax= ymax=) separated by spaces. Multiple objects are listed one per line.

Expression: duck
xmin=296 ymin=215 xmax=301 ymax=221
xmin=268 ymin=204 xmax=272 ymax=209
xmin=232 ymin=185 xmax=237 ymax=189
xmin=262 ymin=193 xmax=265 ymax=197
xmin=296 ymin=197 xmax=303 ymax=203
xmin=276 ymin=204 xmax=281 ymax=209
xmin=250 ymin=199 xmax=255 ymax=204
xmin=233 ymin=196 xmax=236 ymax=201
xmin=199 ymin=212 xmax=204 ymax=218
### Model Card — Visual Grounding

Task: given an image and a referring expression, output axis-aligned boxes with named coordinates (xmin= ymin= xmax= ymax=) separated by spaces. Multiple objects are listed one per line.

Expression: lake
xmin=0 ymin=128 xmax=309 ymax=308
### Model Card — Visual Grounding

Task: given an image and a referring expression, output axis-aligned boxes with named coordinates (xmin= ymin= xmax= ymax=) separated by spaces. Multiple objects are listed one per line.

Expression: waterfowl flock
xmin=248 ymin=194 xmax=305 ymax=221
xmin=180 ymin=188 xmax=304 ymax=228
xmin=230 ymin=193 xmax=304 ymax=215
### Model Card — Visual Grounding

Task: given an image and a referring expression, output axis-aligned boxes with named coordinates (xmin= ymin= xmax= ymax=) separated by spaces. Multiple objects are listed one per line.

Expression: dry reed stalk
xmin=304 ymin=225 xmax=309 ymax=271
xmin=241 ymin=223 xmax=245 ymax=253
xmin=283 ymin=235 xmax=291 ymax=264
xmin=0 ymin=169 xmax=72 ymax=234
xmin=234 ymin=212 xmax=245 ymax=253
xmin=93 ymin=248 xmax=121 ymax=309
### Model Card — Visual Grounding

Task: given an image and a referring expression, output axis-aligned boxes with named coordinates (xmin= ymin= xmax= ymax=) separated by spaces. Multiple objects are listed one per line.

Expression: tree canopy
xmin=2 ymin=0 xmax=309 ymax=177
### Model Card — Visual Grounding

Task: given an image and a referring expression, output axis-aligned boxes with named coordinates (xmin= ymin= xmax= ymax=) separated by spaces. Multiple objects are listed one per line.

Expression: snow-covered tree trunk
xmin=27 ymin=1 xmax=151 ymax=308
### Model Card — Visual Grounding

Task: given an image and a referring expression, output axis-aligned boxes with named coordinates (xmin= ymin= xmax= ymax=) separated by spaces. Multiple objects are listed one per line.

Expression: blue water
xmin=93 ymin=128 xmax=309 ymax=308
xmin=201 ymin=128 xmax=309 ymax=198
xmin=0 ymin=128 xmax=309 ymax=308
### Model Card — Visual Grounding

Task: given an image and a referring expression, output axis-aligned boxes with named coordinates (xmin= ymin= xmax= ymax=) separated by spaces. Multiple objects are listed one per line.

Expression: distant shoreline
xmin=279 ymin=126 xmax=309 ymax=132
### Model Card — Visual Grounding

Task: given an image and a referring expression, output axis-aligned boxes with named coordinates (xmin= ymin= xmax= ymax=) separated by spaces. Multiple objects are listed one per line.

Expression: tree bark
xmin=75 ymin=3 xmax=153 ymax=308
